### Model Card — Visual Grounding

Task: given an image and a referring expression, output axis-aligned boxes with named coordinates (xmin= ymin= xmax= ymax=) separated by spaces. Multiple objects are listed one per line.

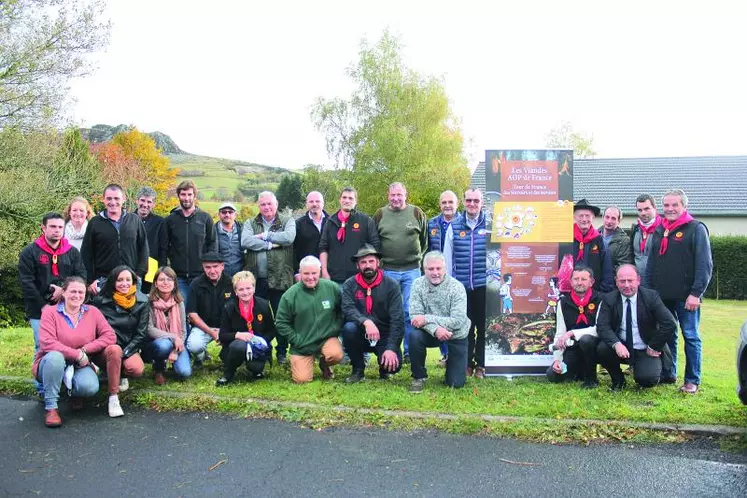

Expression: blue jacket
xmin=427 ymin=213 xmax=460 ymax=252
xmin=451 ymin=212 xmax=488 ymax=290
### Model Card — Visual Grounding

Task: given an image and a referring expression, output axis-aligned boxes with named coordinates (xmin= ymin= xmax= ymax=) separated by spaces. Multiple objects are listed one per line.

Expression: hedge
xmin=706 ymin=235 xmax=747 ymax=300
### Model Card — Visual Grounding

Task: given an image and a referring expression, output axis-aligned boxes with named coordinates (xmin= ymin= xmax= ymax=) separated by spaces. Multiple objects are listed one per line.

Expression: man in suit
xmin=596 ymin=264 xmax=676 ymax=390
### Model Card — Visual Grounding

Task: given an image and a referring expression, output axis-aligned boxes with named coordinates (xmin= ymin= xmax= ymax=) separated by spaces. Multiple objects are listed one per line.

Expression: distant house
xmin=470 ymin=155 xmax=747 ymax=236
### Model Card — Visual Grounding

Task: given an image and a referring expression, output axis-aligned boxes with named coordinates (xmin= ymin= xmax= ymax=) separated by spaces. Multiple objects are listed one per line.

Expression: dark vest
xmin=573 ymin=234 xmax=604 ymax=290
xmin=558 ymin=292 xmax=601 ymax=331
xmin=649 ymin=220 xmax=702 ymax=301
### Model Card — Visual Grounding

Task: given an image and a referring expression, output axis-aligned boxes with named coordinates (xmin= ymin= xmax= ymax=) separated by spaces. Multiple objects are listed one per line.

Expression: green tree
xmin=300 ymin=164 xmax=346 ymax=212
xmin=311 ymin=30 xmax=469 ymax=215
xmin=545 ymin=122 xmax=597 ymax=159
xmin=276 ymin=173 xmax=304 ymax=210
xmin=0 ymin=0 xmax=111 ymax=128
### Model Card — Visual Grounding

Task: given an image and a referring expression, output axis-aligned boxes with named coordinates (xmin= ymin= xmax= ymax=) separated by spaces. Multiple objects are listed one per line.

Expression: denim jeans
xmin=409 ymin=328 xmax=468 ymax=388
xmin=186 ymin=327 xmax=214 ymax=362
xmin=662 ymin=300 xmax=702 ymax=385
xmin=177 ymin=277 xmax=196 ymax=309
xmin=36 ymin=351 xmax=99 ymax=410
xmin=383 ymin=268 xmax=420 ymax=357
xmin=144 ymin=338 xmax=192 ymax=378
xmin=29 ymin=319 xmax=44 ymax=395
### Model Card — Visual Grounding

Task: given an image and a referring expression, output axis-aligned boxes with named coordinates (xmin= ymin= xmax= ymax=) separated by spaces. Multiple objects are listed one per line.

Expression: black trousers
xmin=256 ymin=278 xmax=287 ymax=356
xmin=597 ymin=342 xmax=662 ymax=387
xmin=466 ymin=286 xmax=487 ymax=368
xmin=222 ymin=340 xmax=266 ymax=378
xmin=341 ymin=322 xmax=402 ymax=376
xmin=410 ymin=328 xmax=468 ymax=388
xmin=546 ymin=334 xmax=599 ymax=382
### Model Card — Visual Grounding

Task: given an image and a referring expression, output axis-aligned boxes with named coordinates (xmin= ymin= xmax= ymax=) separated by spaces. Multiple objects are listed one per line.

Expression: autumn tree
xmin=311 ymin=31 xmax=469 ymax=215
xmin=545 ymin=122 xmax=597 ymax=159
xmin=0 ymin=0 xmax=111 ymax=128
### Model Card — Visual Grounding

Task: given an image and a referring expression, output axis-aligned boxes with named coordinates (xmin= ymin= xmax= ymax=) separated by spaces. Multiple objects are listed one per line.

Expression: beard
xmin=362 ymin=268 xmax=377 ymax=279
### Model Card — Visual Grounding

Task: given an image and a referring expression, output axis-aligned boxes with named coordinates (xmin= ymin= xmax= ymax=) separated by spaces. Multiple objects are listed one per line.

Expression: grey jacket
xmin=409 ymin=275 xmax=470 ymax=339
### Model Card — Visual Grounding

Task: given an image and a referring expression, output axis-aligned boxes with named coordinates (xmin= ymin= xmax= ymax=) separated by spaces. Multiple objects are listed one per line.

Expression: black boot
xmin=345 ymin=370 xmax=365 ymax=384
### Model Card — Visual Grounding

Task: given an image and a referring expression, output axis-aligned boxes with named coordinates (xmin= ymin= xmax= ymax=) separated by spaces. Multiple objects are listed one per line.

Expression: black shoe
xmin=345 ymin=371 xmax=365 ymax=384
xmin=582 ymin=379 xmax=600 ymax=389
xmin=276 ymin=353 xmax=287 ymax=365
xmin=610 ymin=378 xmax=626 ymax=391
xmin=252 ymin=372 xmax=264 ymax=380
xmin=403 ymin=355 xmax=410 ymax=365
xmin=660 ymin=376 xmax=677 ymax=384
xmin=215 ymin=375 xmax=233 ymax=386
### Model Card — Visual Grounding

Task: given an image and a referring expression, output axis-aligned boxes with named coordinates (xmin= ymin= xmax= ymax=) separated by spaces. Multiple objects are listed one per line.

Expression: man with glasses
xmin=214 ymin=202 xmax=243 ymax=277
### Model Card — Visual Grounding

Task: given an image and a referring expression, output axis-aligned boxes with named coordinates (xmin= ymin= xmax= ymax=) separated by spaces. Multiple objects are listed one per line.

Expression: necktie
xmin=625 ymin=298 xmax=635 ymax=364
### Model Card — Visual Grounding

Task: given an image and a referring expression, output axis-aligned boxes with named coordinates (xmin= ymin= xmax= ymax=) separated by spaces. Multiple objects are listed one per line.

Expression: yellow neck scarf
xmin=113 ymin=286 xmax=137 ymax=310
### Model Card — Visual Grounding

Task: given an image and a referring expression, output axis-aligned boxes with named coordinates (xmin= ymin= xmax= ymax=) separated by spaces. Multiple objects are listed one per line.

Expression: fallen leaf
xmin=208 ymin=459 xmax=227 ymax=471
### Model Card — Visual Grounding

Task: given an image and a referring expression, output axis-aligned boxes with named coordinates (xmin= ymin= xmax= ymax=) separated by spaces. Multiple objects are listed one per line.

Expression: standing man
xmin=572 ymin=199 xmax=613 ymax=292
xmin=294 ymin=191 xmax=327 ymax=275
xmin=81 ymin=184 xmax=148 ymax=295
xmin=644 ymin=189 xmax=712 ymax=394
xmin=409 ymin=251 xmax=471 ymax=393
xmin=135 ymin=186 xmax=168 ymax=294
xmin=166 ymin=181 xmax=217 ymax=301
xmin=600 ymin=205 xmax=633 ymax=271
xmin=275 ymin=256 xmax=343 ymax=383
xmin=320 ymin=187 xmax=380 ymax=285
xmin=214 ymin=202 xmax=243 ymax=278
xmin=373 ymin=182 xmax=427 ymax=363
xmin=185 ymin=252 xmax=234 ymax=366
xmin=630 ymin=194 xmax=662 ymax=278
xmin=341 ymin=244 xmax=403 ymax=383
xmin=546 ymin=264 xmax=601 ymax=388
xmin=597 ymin=264 xmax=676 ymax=390
xmin=450 ymin=188 xmax=488 ymax=378
xmin=242 ymin=191 xmax=296 ymax=364
xmin=19 ymin=213 xmax=86 ymax=353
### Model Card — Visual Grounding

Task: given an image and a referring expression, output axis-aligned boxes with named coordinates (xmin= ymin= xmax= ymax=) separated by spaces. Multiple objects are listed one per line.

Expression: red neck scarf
xmin=570 ymin=290 xmax=594 ymax=325
xmin=238 ymin=299 xmax=254 ymax=331
xmin=337 ymin=210 xmax=351 ymax=242
xmin=573 ymin=224 xmax=600 ymax=261
xmin=658 ymin=211 xmax=695 ymax=255
xmin=637 ymin=215 xmax=662 ymax=253
xmin=354 ymin=269 xmax=383 ymax=314
xmin=34 ymin=236 xmax=72 ymax=277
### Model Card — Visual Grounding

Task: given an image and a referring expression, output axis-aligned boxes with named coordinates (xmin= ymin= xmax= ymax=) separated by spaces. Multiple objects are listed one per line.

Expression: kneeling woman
xmin=34 ymin=277 xmax=117 ymax=427
xmin=145 ymin=267 xmax=191 ymax=384
xmin=216 ymin=271 xmax=276 ymax=386
xmin=93 ymin=265 xmax=149 ymax=416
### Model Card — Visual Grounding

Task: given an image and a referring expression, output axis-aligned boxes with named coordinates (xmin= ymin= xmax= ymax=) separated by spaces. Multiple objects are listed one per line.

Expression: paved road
xmin=1 ymin=397 xmax=745 ymax=497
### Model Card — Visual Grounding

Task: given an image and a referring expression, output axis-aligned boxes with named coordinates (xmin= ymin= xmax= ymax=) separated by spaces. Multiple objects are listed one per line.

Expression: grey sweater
xmin=409 ymin=275 xmax=470 ymax=339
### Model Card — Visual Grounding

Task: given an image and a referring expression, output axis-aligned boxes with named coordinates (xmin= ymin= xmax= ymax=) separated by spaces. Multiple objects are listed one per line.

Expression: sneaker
xmin=409 ymin=378 xmax=425 ymax=394
xmin=154 ymin=372 xmax=167 ymax=385
xmin=45 ymin=409 xmax=62 ymax=428
xmin=119 ymin=378 xmax=129 ymax=392
xmin=215 ymin=375 xmax=232 ymax=386
xmin=474 ymin=367 xmax=486 ymax=379
xmin=466 ymin=366 xmax=474 ymax=377
xmin=437 ymin=356 xmax=448 ymax=368
xmin=108 ymin=395 xmax=124 ymax=418
xmin=680 ymin=382 xmax=699 ymax=394
xmin=70 ymin=397 xmax=84 ymax=411
xmin=345 ymin=370 xmax=365 ymax=384
xmin=319 ymin=357 xmax=334 ymax=380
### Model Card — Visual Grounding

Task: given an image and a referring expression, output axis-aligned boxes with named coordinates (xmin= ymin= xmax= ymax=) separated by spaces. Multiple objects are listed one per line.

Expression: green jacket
xmin=275 ymin=279 xmax=342 ymax=356
xmin=243 ymin=212 xmax=295 ymax=290
xmin=600 ymin=226 xmax=633 ymax=271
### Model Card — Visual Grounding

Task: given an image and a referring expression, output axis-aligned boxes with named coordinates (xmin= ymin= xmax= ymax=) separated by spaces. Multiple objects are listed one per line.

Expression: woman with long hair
xmin=92 ymin=265 xmax=149 ymax=416
xmin=33 ymin=276 xmax=116 ymax=427
xmin=62 ymin=197 xmax=94 ymax=251
xmin=145 ymin=266 xmax=192 ymax=384
xmin=215 ymin=271 xmax=276 ymax=386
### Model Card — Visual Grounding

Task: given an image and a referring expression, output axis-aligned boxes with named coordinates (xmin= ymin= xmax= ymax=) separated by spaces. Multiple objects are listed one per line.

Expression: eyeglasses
xmin=464 ymin=199 xmax=481 ymax=204
xmin=219 ymin=210 xmax=235 ymax=214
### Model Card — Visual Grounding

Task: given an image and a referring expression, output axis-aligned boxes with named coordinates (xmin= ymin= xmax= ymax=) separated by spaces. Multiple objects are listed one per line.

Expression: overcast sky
xmin=69 ymin=0 xmax=747 ymax=170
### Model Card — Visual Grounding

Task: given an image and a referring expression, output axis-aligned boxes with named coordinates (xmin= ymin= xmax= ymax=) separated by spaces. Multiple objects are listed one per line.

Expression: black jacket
xmin=319 ymin=210 xmax=381 ymax=283
xmin=92 ymin=292 xmax=150 ymax=358
xmin=219 ymin=296 xmax=276 ymax=346
xmin=165 ymin=208 xmax=217 ymax=279
xmin=142 ymin=213 xmax=168 ymax=267
xmin=18 ymin=239 xmax=86 ymax=319
xmin=81 ymin=211 xmax=149 ymax=283
xmin=596 ymin=287 xmax=676 ymax=353
xmin=293 ymin=210 xmax=328 ymax=272
xmin=341 ymin=272 xmax=403 ymax=352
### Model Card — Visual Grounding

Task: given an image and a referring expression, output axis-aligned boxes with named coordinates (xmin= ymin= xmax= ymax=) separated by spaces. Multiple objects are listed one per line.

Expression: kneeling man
xmin=546 ymin=264 xmax=601 ymax=388
xmin=596 ymin=264 xmax=676 ymax=390
xmin=409 ymin=251 xmax=470 ymax=392
xmin=276 ymin=256 xmax=343 ymax=383
xmin=341 ymin=244 xmax=403 ymax=383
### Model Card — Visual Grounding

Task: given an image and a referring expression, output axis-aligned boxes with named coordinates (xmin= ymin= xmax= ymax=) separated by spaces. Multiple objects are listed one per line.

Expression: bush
xmin=706 ymin=235 xmax=747 ymax=300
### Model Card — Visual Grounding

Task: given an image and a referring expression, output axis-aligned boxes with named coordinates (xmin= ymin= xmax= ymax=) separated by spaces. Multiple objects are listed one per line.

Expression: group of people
xmin=17 ymin=178 xmax=712 ymax=428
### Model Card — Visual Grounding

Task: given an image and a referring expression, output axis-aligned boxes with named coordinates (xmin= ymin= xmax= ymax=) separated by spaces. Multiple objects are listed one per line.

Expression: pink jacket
xmin=33 ymin=304 xmax=116 ymax=377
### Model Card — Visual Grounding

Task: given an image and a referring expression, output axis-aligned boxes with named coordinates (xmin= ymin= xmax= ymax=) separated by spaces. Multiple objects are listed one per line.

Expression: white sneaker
xmin=119 ymin=378 xmax=129 ymax=392
xmin=108 ymin=395 xmax=124 ymax=418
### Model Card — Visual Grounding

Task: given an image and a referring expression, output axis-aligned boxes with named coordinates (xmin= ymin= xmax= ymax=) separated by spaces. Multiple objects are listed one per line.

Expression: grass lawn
xmin=2 ymin=300 xmax=745 ymax=441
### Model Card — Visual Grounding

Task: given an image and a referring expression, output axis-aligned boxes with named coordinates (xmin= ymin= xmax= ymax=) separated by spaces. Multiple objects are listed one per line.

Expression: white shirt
xmin=619 ymin=293 xmax=646 ymax=350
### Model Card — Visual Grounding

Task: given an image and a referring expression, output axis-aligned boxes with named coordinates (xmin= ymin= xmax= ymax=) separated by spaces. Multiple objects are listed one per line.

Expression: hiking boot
xmin=119 ymin=377 xmax=129 ymax=392
xmin=345 ymin=370 xmax=366 ymax=384
xmin=154 ymin=372 xmax=167 ymax=385
xmin=277 ymin=353 xmax=288 ymax=366
xmin=319 ymin=357 xmax=334 ymax=380
xmin=45 ymin=409 xmax=62 ymax=428
xmin=474 ymin=367 xmax=486 ymax=379
xmin=108 ymin=395 xmax=124 ymax=418
xmin=409 ymin=378 xmax=426 ymax=394
xmin=680 ymin=382 xmax=699 ymax=394
xmin=438 ymin=356 xmax=448 ymax=368
xmin=215 ymin=375 xmax=233 ymax=386
xmin=610 ymin=378 xmax=627 ymax=392
xmin=466 ymin=366 xmax=474 ymax=377
xmin=70 ymin=397 xmax=84 ymax=411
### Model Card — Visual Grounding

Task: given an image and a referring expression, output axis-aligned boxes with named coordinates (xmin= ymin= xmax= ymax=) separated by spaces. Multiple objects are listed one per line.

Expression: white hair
xmin=299 ymin=255 xmax=322 ymax=270
xmin=422 ymin=251 xmax=446 ymax=267
xmin=258 ymin=191 xmax=278 ymax=204
xmin=662 ymin=189 xmax=688 ymax=207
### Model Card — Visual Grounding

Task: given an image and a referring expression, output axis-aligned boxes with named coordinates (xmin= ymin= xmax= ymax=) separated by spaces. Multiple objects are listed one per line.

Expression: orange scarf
xmin=113 ymin=286 xmax=137 ymax=309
